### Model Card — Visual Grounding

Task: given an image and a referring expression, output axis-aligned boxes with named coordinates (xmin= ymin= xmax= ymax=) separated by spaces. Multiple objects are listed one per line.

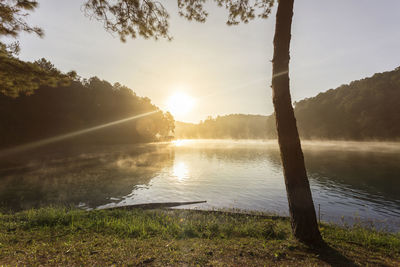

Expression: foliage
xmin=0 ymin=0 xmax=42 ymax=38
xmin=0 ymin=1 xmax=275 ymax=96
xmin=0 ymin=63 xmax=174 ymax=149
xmin=294 ymin=67 xmax=400 ymax=140
xmin=83 ymin=0 xmax=172 ymax=41
xmin=83 ymin=0 xmax=275 ymax=41
xmin=0 ymin=1 xmax=73 ymax=96
xmin=0 ymin=49 xmax=76 ymax=97
xmin=1 ymin=0 xmax=276 ymax=41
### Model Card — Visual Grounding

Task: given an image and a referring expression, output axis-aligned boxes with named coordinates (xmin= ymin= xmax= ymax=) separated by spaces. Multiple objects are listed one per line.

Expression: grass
xmin=0 ymin=207 xmax=399 ymax=266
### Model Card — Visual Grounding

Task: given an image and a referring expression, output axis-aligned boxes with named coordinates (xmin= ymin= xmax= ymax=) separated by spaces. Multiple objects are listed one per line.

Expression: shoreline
xmin=1 ymin=207 xmax=399 ymax=266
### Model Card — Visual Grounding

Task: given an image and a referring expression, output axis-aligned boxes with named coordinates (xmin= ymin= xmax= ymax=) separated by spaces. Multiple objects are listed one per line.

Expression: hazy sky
xmin=8 ymin=0 xmax=400 ymax=122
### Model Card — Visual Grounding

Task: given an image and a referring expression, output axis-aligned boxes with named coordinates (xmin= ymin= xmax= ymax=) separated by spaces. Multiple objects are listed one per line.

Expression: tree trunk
xmin=271 ymin=0 xmax=322 ymax=245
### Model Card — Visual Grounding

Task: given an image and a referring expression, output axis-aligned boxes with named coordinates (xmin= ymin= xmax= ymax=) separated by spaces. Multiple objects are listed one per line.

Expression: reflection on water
xmin=173 ymin=162 xmax=189 ymax=181
xmin=1 ymin=140 xmax=400 ymax=230
xmin=0 ymin=144 xmax=174 ymax=211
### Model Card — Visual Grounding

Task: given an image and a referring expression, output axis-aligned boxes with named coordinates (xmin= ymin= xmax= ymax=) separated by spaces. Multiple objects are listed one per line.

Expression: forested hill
xmin=295 ymin=67 xmax=400 ymax=140
xmin=0 ymin=58 xmax=174 ymax=149
xmin=176 ymin=67 xmax=400 ymax=140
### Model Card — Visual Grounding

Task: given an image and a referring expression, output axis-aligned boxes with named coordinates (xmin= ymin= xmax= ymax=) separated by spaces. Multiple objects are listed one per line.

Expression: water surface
xmin=1 ymin=140 xmax=399 ymax=230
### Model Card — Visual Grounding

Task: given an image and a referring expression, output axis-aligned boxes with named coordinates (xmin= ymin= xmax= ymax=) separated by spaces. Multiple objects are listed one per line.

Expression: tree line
xmin=176 ymin=67 xmax=400 ymax=141
xmin=0 ymin=59 xmax=174 ymax=149
xmin=175 ymin=115 xmax=275 ymax=139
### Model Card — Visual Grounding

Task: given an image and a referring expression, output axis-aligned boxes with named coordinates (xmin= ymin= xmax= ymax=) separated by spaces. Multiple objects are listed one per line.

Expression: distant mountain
xmin=176 ymin=67 xmax=400 ymax=140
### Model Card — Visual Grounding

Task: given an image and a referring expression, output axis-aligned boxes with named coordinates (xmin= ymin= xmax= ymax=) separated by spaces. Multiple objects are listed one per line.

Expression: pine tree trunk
xmin=271 ymin=0 xmax=322 ymax=245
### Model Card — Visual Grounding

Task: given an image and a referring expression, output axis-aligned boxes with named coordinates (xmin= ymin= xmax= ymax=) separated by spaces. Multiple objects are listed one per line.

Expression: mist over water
xmin=1 ymin=140 xmax=399 ymax=231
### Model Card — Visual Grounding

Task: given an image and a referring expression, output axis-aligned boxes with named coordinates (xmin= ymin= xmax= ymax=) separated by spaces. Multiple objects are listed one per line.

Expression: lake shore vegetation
xmin=1 ymin=207 xmax=399 ymax=266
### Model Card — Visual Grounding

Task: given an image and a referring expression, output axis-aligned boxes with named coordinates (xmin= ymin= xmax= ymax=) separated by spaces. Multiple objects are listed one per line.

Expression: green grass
xmin=0 ymin=207 xmax=399 ymax=266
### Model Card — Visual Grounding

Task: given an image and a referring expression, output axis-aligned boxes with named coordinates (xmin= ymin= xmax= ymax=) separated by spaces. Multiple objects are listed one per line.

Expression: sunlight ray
xmin=0 ymin=111 xmax=157 ymax=157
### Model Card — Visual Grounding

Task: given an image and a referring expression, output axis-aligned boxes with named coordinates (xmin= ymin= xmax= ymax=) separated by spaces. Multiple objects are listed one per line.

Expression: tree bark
xmin=271 ymin=0 xmax=322 ymax=245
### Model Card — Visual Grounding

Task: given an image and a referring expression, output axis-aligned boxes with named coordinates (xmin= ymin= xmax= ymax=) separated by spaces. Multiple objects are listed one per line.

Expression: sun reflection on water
xmin=173 ymin=162 xmax=189 ymax=181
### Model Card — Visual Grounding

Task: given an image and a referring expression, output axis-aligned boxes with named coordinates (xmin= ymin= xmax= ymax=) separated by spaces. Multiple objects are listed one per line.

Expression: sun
xmin=166 ymin=92 xmax=196 ymax=117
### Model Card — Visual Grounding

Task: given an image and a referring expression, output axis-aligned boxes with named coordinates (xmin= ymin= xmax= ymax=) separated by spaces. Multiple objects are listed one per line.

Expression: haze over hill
xmin=176 ymin=67 xmax=400 ymax=140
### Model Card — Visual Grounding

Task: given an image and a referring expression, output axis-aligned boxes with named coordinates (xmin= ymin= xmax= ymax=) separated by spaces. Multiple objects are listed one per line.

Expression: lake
xmin=1 ymin=140 xmax=399 ymax=231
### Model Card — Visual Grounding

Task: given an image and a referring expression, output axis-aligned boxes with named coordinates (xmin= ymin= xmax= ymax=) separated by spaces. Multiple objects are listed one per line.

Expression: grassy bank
xmin=0 ymin=208 xmax=399 ymax=266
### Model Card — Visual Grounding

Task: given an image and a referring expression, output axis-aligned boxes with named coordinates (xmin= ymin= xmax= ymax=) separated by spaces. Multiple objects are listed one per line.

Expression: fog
xmin=169 ymin=139 xmax=400 ymax=153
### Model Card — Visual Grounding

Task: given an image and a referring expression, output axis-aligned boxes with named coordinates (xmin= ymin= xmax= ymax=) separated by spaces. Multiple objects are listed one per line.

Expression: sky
xmin=7 ymin=0 xmax=400 ymax=122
